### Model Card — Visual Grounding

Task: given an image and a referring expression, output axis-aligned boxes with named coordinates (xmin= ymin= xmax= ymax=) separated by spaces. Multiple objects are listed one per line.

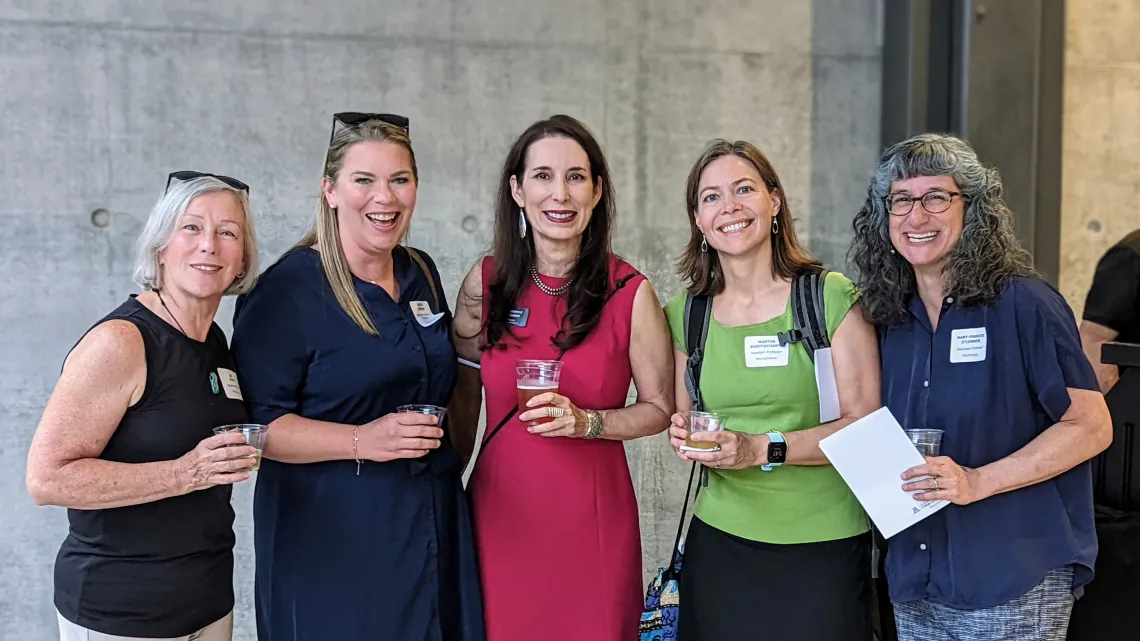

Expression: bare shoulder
xmin=62 ymin=320 xmax=147 ymax=402
xmin=631 ymin=277 xmax=664 ymax=315
xmin=66 ymin=320 xmax=145 ymax=371
xmin=455 ymin=258 xmax=485 ymax=320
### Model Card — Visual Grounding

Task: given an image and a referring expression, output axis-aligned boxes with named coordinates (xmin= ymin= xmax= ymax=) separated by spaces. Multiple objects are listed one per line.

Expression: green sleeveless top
xmin=664 ymin=271 xmax=868 ymax=544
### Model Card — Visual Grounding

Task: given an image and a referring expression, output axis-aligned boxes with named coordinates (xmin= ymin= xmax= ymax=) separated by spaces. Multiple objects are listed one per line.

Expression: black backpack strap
xmin=682 ymin=293 xmax=713 ymax=488
xmin=779 ymin=267 xmax=831 ymax=363
xmin=683 ymin=293 xmax=712 ymax=411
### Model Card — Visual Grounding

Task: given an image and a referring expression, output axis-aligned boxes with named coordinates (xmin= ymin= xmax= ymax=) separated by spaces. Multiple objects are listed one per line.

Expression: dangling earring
xmin=772 ymin=217 xmax=779 ymax=235
xmin=519 ymin=208 xmax=527 ymax=239
xmin=700 ymin=234 xmax=708 ymax=253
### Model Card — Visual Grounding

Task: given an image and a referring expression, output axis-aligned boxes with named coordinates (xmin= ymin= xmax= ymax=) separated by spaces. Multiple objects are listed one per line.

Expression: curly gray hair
xmin=848 ymin=133 xmax=1035 ymax=325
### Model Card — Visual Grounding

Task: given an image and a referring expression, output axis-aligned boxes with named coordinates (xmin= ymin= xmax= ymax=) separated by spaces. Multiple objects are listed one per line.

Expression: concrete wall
xmin=0 ymin=2 xmax=882 ymax=639
xmin=1059 ymin=0 xmax=1140 ymax=315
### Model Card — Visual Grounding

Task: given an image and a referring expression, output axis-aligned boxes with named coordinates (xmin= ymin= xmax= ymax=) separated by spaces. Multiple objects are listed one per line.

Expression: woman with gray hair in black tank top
xmin=26 ymin=171 xmax=262 ymax=641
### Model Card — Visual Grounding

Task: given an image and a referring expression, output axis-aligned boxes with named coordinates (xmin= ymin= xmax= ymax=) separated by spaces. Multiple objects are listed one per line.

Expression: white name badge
xmin=216 ymin=367 xmax=244 ymax=401
xmin=950 ymin=328 xmax=987 ymax=363
xmin=410 ymin=301 xmax=433 ymax=318
xmin=744 ymin=336 xmax=789 ymax=368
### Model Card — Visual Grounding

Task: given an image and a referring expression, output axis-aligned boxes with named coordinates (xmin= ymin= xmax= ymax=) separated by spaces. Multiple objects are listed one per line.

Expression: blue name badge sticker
xmin=508 ymin=308 xmax=529 ymax=327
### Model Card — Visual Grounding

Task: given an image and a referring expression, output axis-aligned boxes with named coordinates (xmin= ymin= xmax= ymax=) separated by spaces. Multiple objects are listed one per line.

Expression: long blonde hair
xmin=298 ymin=120 xmax=418 ymax=335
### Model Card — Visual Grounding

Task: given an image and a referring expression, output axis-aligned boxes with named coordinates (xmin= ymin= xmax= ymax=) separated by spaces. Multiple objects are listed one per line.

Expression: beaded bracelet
xmin=353 ymin=426 xmax=361 ymax=476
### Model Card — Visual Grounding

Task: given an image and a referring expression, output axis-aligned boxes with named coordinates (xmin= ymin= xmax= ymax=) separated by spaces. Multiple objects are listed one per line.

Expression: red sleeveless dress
xmin=469 ymin=255 xmax=645 ymax=641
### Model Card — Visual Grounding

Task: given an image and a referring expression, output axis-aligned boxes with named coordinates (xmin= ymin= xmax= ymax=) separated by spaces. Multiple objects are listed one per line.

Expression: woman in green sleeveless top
xmin=663 ymin=140 xmax=881 ymax=641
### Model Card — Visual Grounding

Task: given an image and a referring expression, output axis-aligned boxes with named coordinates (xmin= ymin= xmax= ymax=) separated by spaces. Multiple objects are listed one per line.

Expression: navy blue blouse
xmin=880 ymin=276 xmax=1099 ymax=610
xmin=230 ymin=246 xmax=484 ymax=641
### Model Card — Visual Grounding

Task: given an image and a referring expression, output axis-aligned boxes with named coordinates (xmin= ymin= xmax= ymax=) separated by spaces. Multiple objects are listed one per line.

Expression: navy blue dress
xmin=230 ymin=246 xmax=485 ymax=641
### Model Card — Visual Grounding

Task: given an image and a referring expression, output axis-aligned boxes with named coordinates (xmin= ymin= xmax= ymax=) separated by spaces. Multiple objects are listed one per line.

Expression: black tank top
xmin=54 ymin=297 xmax=249 ymax=638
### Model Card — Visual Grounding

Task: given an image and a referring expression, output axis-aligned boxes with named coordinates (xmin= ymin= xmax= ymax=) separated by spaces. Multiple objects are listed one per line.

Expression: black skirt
xmin=678 ymin=517 xmax=872 ymax=641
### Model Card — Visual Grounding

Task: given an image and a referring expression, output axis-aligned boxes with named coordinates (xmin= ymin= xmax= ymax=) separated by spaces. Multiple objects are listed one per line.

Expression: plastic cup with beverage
xmin=906 ymin=428 xmax=943 ymax=457
xmin=397 ymin=404 xmax=447 ymax=435
xmin=680 ymin=411 xmax=724 ymax=453
xmin=515 ymin=359 xmax=563 ymax=425
xmin=212 ymin=423 xmax=269 ymax=471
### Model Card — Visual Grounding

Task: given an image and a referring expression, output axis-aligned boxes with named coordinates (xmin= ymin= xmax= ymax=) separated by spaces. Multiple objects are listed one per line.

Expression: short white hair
xmin=132 ymin=176 xmax=260 ymax=295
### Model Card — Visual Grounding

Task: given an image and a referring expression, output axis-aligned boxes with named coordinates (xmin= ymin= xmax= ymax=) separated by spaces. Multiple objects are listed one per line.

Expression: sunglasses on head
xmin=329 ymin=112 xmax=410 ymax=147
xmin=165 ymin=170 xmax=250 ymax=195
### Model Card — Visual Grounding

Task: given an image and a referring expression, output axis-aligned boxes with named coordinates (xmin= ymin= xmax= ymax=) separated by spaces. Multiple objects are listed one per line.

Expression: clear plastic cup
xmin=397 ymin=404 xmax=447 ymax=430
xmin=680 ymin=411 xmax=724 ymax=452
xmin=515 ymin=360 xmax=563 ymax=425
xmin=906 ymin=429 xmax=943 ymax=457
xmin=213 ymin=423 xmax=268 ymax=471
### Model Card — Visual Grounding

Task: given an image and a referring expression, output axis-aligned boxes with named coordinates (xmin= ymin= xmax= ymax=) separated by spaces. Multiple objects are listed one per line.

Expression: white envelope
xmin=819 ymin=406 xmax=949 ymax=538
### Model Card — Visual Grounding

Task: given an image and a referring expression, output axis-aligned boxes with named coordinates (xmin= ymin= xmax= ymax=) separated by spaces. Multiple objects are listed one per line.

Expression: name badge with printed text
xmin=216 ymin=367 xmax=244 ymax=401
xmin=950 ymin=327 xmax=987 ymax=363
xmin=410 ymin=300 xmax=444 ymax=328
xmin=744 ymin=335 xmax=790 ymax=368
xmin=508 ymin=308 xmax=529 ymax=327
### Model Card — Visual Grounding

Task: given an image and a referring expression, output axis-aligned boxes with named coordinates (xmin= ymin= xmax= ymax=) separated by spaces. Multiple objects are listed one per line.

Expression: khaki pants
xmin=57 ymin=611 xmax=233 ymax=641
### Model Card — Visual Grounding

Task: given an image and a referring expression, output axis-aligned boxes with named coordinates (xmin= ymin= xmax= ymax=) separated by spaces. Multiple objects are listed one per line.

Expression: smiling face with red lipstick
xmin=509 ymin=136 xmax=602 ymax=245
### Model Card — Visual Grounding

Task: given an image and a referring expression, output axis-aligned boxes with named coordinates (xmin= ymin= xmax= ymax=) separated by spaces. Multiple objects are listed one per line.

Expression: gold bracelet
xmin=584 ymin=409 xmax=603 ymax=439
xmin=353 ymin=426 xmax=361 ymax=476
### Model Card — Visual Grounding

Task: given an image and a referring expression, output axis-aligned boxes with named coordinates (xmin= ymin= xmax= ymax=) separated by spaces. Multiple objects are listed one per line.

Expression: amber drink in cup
xmin=515 ymin=360 xmax=563 ymax=425
xmin=681 ymin=411 xmax=724 ymax=452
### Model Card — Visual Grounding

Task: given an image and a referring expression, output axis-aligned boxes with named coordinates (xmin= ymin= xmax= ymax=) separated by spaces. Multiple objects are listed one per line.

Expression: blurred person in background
xmin=1079 ymin=229 xmax=1140 ymax=394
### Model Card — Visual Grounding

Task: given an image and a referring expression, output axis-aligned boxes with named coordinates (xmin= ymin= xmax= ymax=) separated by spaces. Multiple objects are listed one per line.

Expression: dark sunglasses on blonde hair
xmin=329 ymin=112 xmax=410 ymax=147
xmin=165 ymin=170 xmax=250 ymax=195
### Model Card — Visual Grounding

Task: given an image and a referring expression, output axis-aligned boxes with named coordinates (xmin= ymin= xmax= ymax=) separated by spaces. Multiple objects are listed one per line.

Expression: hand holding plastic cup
xmin=212 ymin=423 xmax=269 ymax=471
xmin=515 ymin=360 xmax=563 ymax=425
xmin=906 ymin=428 xmax=943 ymax=457
xmin=397 ymin=404 xmax=447 ymax=430
xmin=680 ymin=411 xmax=724 ymax=452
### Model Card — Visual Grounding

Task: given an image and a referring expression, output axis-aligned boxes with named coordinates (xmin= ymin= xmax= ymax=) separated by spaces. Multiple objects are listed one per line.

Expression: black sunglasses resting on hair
xmin=165 ymin=170 xmax=250 ymax=194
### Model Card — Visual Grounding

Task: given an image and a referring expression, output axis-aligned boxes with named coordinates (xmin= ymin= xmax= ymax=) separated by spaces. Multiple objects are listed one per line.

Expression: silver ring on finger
xmin=932 ymin=477 xmax=940 ymax=491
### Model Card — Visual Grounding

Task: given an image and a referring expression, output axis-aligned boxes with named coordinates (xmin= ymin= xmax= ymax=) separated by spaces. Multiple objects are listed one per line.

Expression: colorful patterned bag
xmin=639 ymin=462 xmax=699 ymax=640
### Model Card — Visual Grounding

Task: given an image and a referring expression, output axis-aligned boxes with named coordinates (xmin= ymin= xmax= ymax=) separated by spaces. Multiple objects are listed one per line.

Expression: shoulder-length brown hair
xmin=678 ymin=139 xmax=819 ymax=296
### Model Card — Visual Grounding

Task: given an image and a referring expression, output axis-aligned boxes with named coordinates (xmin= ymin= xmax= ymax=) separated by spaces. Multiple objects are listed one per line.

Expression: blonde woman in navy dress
xmin=230 ymin=114 xmax=484 ymax=641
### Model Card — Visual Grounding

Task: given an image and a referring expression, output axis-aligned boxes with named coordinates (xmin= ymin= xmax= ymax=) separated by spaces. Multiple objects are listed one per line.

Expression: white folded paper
xmin=818 ymin=406 xmax=949 ymax=538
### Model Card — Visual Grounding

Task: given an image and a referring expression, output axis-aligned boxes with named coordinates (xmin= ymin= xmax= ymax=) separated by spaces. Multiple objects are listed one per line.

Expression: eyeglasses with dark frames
xmin=329 ymin=112 xmax=410 ymax=148
xmin=165 ymin=171 xmax=250 ymax=195
xmin=886 ymin=190 xmax=962 ymax=217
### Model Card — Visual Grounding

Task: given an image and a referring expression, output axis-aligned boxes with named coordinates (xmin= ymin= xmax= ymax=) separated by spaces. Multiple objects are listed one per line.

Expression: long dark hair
xmin=847 ymin=133 xmax=1036 ymax=325
xmin=678 ymin=139 xmax=820 ymax=295
xmin=483 ymin=115 xmax=615 ymax=351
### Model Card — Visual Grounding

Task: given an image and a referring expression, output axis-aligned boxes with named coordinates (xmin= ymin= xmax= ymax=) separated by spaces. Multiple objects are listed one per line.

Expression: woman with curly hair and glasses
xmin=849 ymin=133 xmax=1112 ymax=641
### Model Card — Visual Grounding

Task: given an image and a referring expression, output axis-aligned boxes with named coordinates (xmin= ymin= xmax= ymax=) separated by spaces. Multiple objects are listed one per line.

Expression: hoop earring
xmin=700 ymin=234 xmax=708 ymax=253
xmin=519 ymin=208 xmax=527 ymax=239
xmin=772 ymin=217 xmax=779 ymax=235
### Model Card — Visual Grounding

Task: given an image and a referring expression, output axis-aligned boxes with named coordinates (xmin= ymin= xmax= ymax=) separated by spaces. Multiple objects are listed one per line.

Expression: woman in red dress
xmin=450 ymin=115 xmax=674 ymax=641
